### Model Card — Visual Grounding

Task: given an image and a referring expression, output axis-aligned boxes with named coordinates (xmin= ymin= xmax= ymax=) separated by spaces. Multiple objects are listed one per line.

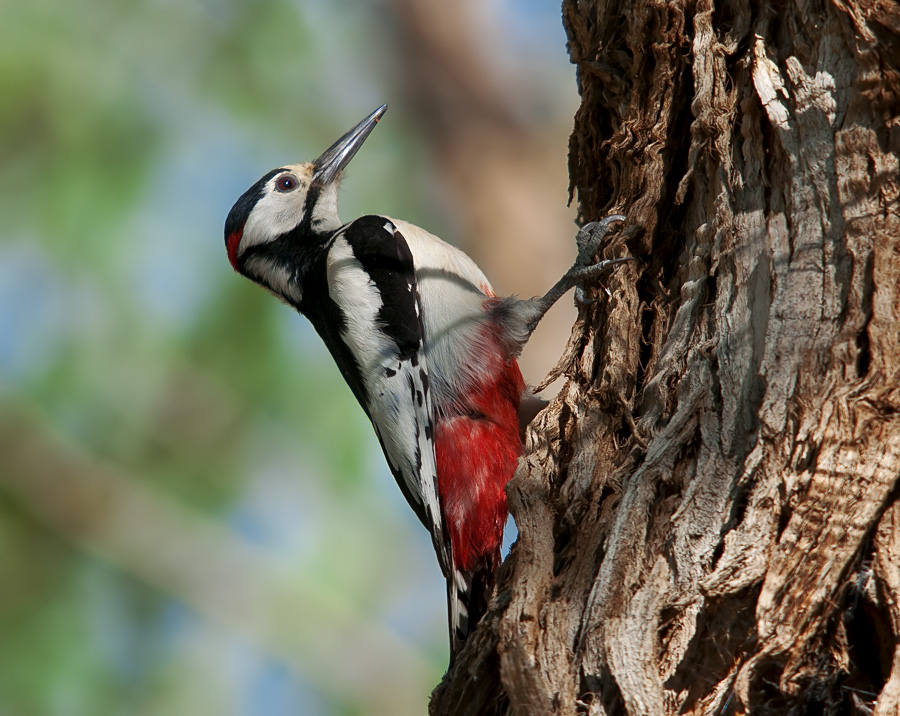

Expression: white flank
xmin=389 ymin=219 xmax=499 ymax=414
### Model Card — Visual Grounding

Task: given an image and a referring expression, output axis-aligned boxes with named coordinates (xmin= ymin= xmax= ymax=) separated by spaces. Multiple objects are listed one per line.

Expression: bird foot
xmin=572 ymin=215 xmax=629 ymax=305
xmin=492 ymin=215 xmax=633 ymax=357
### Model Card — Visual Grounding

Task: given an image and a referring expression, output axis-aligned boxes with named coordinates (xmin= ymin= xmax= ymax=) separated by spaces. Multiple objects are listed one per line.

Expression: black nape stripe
xmin=298 ymin=183 xmax=324 ymax=236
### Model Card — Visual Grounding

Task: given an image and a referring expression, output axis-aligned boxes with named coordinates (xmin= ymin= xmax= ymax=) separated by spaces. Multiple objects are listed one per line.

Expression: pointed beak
xmin=313 ymin=104 xmax=387 ymax=186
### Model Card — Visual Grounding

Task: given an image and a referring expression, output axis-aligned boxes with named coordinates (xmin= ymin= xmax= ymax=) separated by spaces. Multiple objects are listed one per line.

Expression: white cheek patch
xmin=240 ymin=183 xmax=308 ymax=254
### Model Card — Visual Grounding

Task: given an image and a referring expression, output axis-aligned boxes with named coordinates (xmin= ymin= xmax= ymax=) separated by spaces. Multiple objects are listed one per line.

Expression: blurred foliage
xmin=0 ymin=0 xmax=572 ymax=713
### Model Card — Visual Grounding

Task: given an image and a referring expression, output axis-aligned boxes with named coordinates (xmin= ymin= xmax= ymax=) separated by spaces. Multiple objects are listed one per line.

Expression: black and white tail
xmin=447 ymin=559 xmax=496 ymax=661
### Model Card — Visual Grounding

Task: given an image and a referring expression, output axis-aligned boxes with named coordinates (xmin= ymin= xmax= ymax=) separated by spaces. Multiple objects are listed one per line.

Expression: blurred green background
xmin=0 ymin=1 xmax=579 ymax=713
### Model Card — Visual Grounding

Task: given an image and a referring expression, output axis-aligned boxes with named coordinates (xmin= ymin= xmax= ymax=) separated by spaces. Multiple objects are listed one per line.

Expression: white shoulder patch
xmin=326 ymin=236 xmax=389 ymax=370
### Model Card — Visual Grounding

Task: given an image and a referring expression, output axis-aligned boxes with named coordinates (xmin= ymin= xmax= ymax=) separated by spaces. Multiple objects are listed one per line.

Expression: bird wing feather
xmin=325 ymin=217 xmax=449 ymax=574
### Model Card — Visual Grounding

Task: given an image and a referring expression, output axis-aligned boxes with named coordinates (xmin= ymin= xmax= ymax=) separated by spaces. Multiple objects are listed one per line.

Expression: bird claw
xmin=532 ymin=214 xmax=632 ymax=322
xmin=574 ymin=286 xmax=595 ymax=306
xmin=575 ymin=214 xmax=626 ymax=266
xmin=571 ymin=214 xmax=629 ymax=305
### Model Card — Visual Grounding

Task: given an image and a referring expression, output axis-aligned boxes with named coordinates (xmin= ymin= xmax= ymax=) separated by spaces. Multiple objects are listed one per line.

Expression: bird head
xmin=224 ymin=105 xmax=387 ymax=298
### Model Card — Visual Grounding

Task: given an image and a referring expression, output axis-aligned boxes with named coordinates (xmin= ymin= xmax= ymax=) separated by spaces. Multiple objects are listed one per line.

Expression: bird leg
xmin=532 ymin=213 xmax=631 ymax=319
xmin=492 ymin=214 xmax=633 ymax=357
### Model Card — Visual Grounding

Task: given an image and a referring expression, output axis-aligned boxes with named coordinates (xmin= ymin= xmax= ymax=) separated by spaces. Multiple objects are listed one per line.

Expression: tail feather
xmin=448 ymin=561 xmax=496 ymax=661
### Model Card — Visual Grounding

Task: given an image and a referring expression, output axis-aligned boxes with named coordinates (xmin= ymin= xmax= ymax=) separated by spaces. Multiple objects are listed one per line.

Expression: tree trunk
xmin=430 ymin=1 xmax=900 ymax=714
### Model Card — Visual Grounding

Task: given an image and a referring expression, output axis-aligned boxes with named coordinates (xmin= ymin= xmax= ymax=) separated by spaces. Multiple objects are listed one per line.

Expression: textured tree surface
xmin=430 ymin=1 xmax=900 ymax=714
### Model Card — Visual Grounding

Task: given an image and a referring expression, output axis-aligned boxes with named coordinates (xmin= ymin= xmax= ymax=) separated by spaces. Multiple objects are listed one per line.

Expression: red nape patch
xmin=226 ymin=229 xmax=243 ymax=271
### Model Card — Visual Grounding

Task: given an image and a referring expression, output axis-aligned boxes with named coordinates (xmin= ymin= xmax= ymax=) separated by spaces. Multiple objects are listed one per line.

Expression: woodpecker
xmin=224 ymin=105 xmax=630 ymax=659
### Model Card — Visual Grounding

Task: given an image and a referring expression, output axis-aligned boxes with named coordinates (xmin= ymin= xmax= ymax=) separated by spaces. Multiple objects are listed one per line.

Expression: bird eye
xmin=275 ymin=175 xmax=297 ymax=192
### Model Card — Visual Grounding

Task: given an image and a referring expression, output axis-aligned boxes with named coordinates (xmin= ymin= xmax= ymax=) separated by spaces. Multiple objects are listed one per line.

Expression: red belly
xmin=434 ymin=349 xmax=525 ymax=571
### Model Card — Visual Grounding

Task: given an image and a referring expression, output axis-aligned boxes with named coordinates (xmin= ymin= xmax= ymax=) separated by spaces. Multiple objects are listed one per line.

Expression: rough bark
xmin=431 ymin=1 xmax=900 ymax=714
